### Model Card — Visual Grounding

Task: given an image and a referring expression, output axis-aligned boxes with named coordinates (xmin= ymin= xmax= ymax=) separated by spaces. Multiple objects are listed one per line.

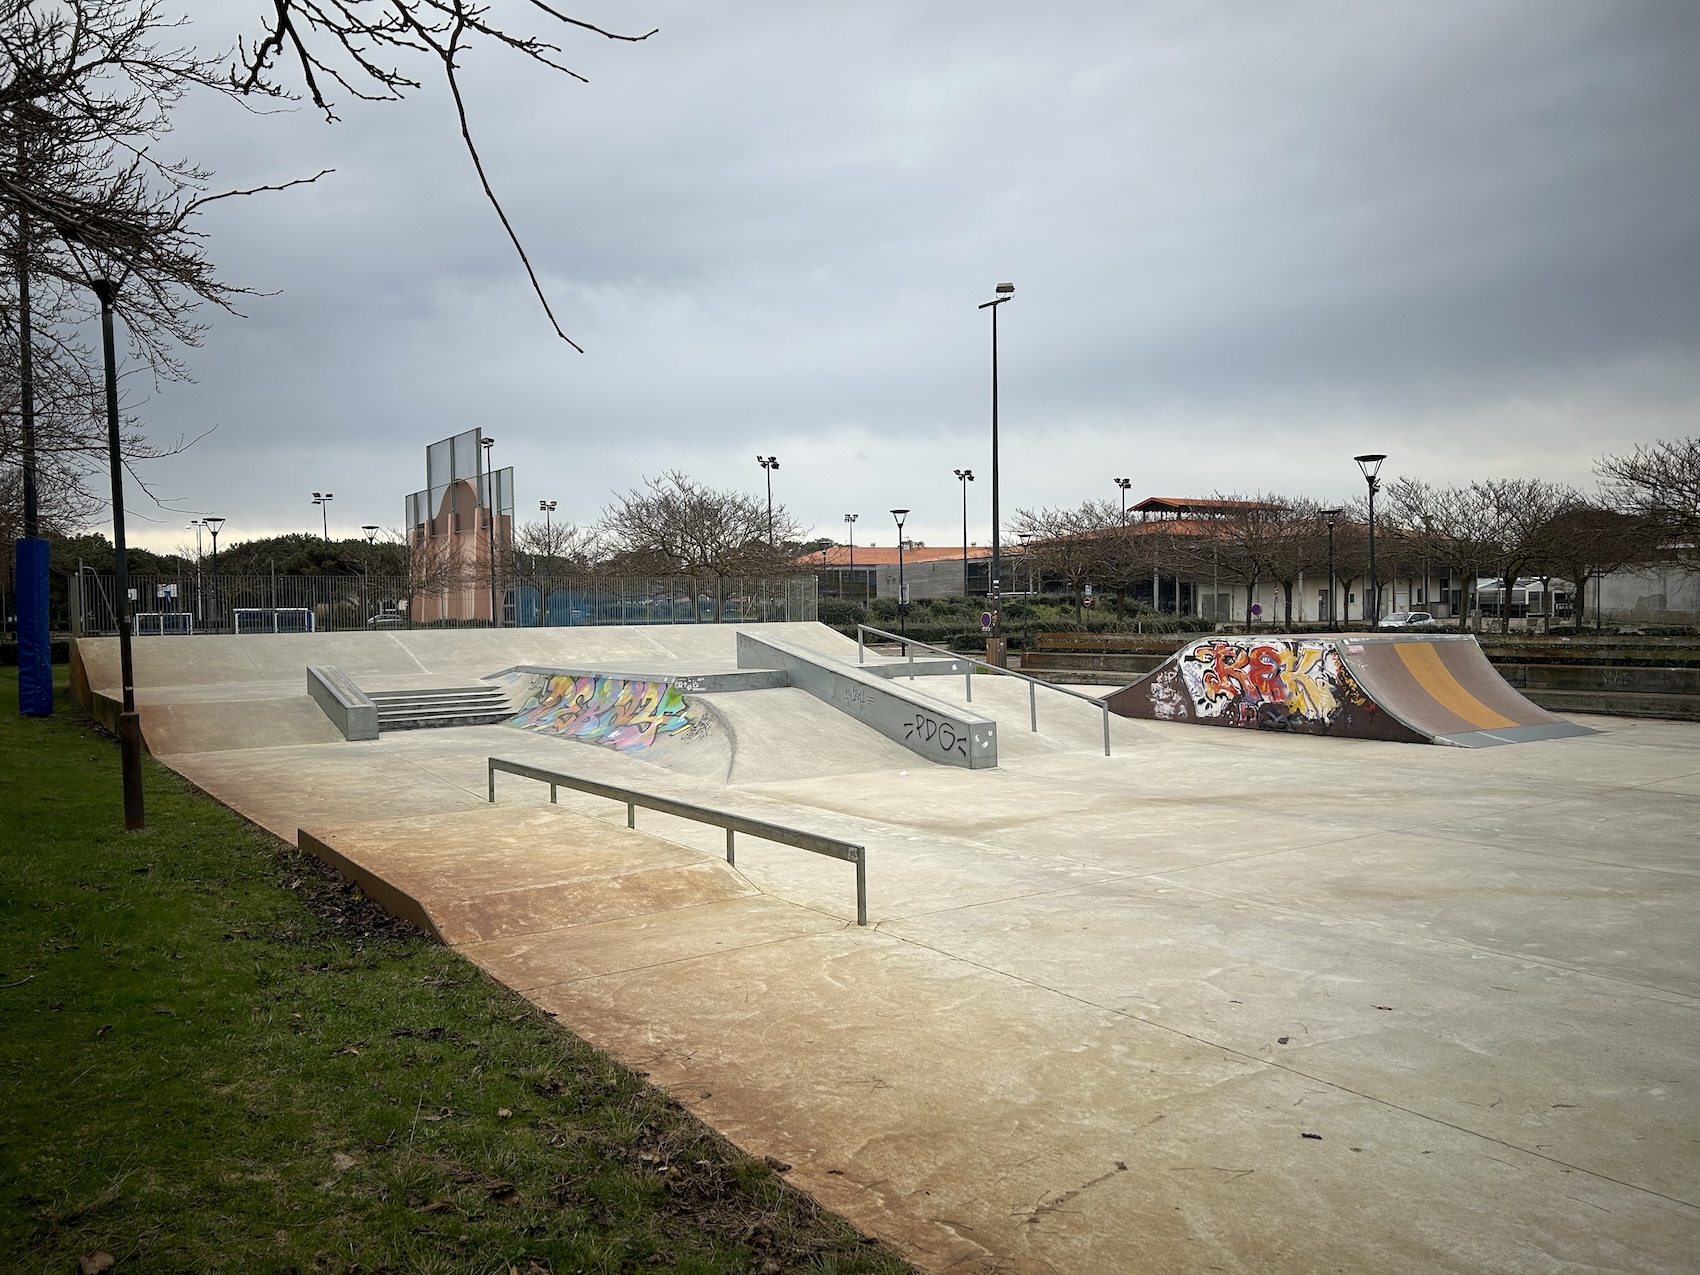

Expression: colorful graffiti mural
xmin=1138 ymin=638 xmax=1381 ymax=734
xmin=1180 ymin=639 xmax=1357 ymax=728
xmin=509 ymin=675 xmax=698 ymax=751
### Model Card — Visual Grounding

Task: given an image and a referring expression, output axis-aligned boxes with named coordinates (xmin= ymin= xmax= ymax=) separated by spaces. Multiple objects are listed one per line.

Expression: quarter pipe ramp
xmin=1104 ymin=633 xmax=1598 ymax=747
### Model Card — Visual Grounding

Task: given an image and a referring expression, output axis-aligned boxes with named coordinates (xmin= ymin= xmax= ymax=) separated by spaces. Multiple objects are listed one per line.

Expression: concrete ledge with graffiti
xmin=1107 ymin=634 xmax=1597 ymax=747
xmin=509 ymin=674 xmax=703 ymax=752
xmin=736 ymin=630 xmax=999 ymax=769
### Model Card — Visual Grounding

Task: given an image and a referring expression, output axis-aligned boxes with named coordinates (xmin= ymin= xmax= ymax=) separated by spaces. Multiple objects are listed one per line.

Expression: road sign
xmin=1251 ymin=604 xmax=1262 ymax=616
xmin=980 ymin=611 xmax=994 ymax=633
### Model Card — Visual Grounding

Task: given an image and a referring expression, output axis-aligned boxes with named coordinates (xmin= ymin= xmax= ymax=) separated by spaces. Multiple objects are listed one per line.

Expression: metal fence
xmin=68 ymin=571 xmax=817 ymax=636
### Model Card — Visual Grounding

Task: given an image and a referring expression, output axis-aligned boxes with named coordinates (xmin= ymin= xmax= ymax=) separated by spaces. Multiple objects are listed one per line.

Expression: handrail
xmin=855 ymin=623 xmax=1115 ymax=756
xmin=487 ymin=757 xmax=868 ymax=925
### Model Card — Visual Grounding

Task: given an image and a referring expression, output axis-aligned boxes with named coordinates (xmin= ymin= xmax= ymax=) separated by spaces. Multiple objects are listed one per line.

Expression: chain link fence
xmin=68 ymin=572 xmax=817 ymax=636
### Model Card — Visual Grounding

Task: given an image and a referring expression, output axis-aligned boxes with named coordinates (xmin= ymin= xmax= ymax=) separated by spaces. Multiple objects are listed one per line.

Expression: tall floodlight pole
xmin=1321 ymin=508 xmax=1342 ymax=631
xmin=540 ymin=499 xmax=556 ymax=541
xmin=312 ymin=491 xmax=334 ymax=540
xmin=1354 ymin=454 xmax=1387 ymax=625
xmin=757 ymin=456 xmax=780 ymax=546
xmin=1114 ymin=477 xmax=1132 ymax=523
xmin=844 ymin=513 xmax=858 ymax=601
xmin=978 ymin=282 xmax=1014 ymax=659
xmin=481 ymin=436 xmax=499 ymax=627
xmin=954 ymin=469 xmax=975 ymax=597
xmin=891 ymin=508 xmax=910 ymax=640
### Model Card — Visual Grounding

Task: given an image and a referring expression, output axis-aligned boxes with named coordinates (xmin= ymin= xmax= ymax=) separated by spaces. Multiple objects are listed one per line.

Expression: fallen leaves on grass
xmin=78 ymin=1254 xmax=115 ymax=1274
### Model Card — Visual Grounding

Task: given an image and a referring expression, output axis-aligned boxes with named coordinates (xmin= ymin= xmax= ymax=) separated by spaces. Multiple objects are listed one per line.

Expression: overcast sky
xmin=112 ymin=0 xmax=1700 ymax=552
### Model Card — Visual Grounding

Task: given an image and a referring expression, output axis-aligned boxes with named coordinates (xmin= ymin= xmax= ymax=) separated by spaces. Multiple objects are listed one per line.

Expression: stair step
xmin=368 ymin=693 xmax=499 ymax=703
xmin=361 ymin=683 xmax=511 ymax=733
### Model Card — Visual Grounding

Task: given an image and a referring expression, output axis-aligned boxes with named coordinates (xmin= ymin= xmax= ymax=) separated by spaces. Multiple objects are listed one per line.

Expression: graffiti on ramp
xmin=1112 ymin=633 xmax=1596 ymax=746
xmin=510 ymin=675 xmax=699 ymax=752
xmin=1142 ymin=637 xmax=1413 ymax=739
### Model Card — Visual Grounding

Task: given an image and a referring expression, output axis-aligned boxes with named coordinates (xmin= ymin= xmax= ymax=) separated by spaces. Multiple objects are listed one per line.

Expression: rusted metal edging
xmin=855 ymin=623 xmax=1114 ymax=756
xmin=487 ymin=757 xmax=868 ymax=925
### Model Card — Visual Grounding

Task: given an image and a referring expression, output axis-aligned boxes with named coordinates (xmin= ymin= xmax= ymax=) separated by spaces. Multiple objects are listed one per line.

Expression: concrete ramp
xmin=298 ymin=805 xmax=764 ymax=944
xmin=1106 ymin=633 xmax=1597 ymax=747
xmin=736 ymin=630 xmax=999 ymax=768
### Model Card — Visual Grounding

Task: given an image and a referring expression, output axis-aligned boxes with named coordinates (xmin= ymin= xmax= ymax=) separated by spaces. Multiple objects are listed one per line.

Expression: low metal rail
xmin=487 ymin=757 xmax=868 ymax=925
xmin=856 ymin=623 xmax=1116 ymax=756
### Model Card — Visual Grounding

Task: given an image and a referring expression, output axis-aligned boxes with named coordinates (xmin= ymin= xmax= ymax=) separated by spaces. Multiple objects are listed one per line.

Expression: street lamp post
xmin=204 ymin=516 xmax=225 ymax=631
xmin=1321 ymin=508 xmax=1342 ymax=631
xmin=1114 ymin=477 xmax=1132 ymax=523
xmin=757 ymin=456 xmax=780 ymax=546
xmin=891 ymin=508 xmax=910 ymax=640
xmin=538 ymin=501 xmax=558 ymax=626
xmin=87 ymin=275 xmax=145 ymax=828
xmin=1354 ymin=454 xmax=1388 ymax=625
xmin=844 ymin=513 xmax=858 ymax=602
xmin=977 ymin=282 xmax=1014 ymax=663
xmin=954 ymin=469 xmax=975 ymax=598
xmin=361 ymin=525 xmax=380 ymax=627
xmin=312 ymin=491 xmax=334 ymax=540
xmin=481 ymin=436 xmax=499 ymax=627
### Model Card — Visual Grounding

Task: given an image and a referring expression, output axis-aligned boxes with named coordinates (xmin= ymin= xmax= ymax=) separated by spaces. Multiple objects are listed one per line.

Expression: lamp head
xmin=1114 ymin=477 xmax=1131 ymax=490
xmin=1321 ymin=507 xmax=1342 ymax=527
xmin=844 ymin=512 xmax=858 ymax=522
xmin=955 ymin=468 xmax=974 ymax=481
xmin=890 ymin=508 xmax=909 ymax=529
xmin=996 ymin=282 xmax=1014 ymax=295
xmin=205 ymin=517 xmax=224 ymax=533
xmin=481 ymin=436 xmax=495 ymax=448
xmin=1354 ymin=454 xmax=1387 ymax=483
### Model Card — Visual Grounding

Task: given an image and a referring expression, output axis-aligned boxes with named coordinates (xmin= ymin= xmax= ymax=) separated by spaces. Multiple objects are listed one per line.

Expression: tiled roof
xmin=798 ymin=545 xmax=993 ymax=567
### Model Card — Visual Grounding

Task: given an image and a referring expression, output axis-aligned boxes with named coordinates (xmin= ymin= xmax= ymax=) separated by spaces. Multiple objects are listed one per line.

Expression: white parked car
xmin=1377 ymin=611 xmax=1438 ymax=629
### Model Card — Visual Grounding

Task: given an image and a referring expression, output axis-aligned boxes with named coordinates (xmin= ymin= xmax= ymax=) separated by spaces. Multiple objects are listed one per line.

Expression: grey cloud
xmin=118 ymin=0 xmax=1700 ymax=551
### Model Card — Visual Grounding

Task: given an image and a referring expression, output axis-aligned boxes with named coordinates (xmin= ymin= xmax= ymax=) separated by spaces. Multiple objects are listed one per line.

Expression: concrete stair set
xmin=368 ymin=685 xmax=512 ymax=732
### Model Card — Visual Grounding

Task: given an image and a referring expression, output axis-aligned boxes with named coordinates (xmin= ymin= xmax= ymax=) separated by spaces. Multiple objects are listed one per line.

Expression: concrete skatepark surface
xmin=71 ymin=624 xmax=1700 ymax=1272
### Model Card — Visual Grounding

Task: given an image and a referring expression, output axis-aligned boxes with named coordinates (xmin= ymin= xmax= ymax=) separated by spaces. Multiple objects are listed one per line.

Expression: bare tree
xmin=509 ymin=516 xmax=602 ymax=579
xmin=1264 ymin=497 xmax=1326 ymax=630
xmin=230 ymin=0 xmax=656 ymax=349
xmin=599 ymin=472 xmax=803 ymax=620
xmin=1477 ymin=478 xmax=1575 ymax=634
xmin=1179 ymin=494 xmax=1291 ymax=628
xmin=1539 ymin=502 xmax=1662 ymax=633
xmin=1597 ymin=437 xmax=1700 ymax=546
xmin=1009 ymin=501 xmax=1118 ymax=622
xmin=1382 ymin=479 xmax=1502 ymax=631
xmin=2 ymin=0 xmax=329 ymax=541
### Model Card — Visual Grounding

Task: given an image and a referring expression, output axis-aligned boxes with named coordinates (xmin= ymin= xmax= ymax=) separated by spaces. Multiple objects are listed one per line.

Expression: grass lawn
xmin=0 ymin=670 xmax=913 ymax=1275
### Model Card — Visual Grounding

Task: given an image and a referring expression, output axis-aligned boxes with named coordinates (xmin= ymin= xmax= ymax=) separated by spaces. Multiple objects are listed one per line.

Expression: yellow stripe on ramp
xmin=1393 ymin=642 xmax=1519 ymax=730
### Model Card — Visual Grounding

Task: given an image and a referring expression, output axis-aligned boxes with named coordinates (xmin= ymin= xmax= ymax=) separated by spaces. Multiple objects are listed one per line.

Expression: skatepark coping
xmin=487 ymin=755 xmax=869 ymax=925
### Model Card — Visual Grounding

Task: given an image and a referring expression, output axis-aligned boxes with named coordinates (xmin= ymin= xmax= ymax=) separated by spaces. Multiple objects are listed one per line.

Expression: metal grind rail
xmin=856 ymin=623 xmax=1116 ymax=756
xmin=486 ymin=757 xmax=868 ymax=925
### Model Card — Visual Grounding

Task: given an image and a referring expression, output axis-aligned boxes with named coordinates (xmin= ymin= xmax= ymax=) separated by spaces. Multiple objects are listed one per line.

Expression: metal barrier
xmin=856 ymin=624 xmax=1116 ymax=756
xmin=487 ymin=757 xmax=868 ymax=925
